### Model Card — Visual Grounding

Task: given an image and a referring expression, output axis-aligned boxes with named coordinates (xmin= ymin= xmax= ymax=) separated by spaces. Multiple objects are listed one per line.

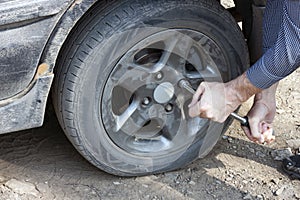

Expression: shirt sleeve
xmin=246 ymin=0 xmax=300 ymax=89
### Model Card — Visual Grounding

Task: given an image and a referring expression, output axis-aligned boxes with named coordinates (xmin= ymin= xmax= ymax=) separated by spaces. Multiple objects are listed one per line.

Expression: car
xmin=0 ymin=0 xmax=266 ymax=176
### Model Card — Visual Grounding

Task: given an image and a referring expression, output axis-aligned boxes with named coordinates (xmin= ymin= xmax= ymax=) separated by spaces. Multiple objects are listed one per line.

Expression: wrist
xmin=254 ymin=82 xmax=278 ymax=112
xmin=255 ymin=83 xmax=278 ymax=101
xmin=226 ymin=73 xmax=262 ymax=103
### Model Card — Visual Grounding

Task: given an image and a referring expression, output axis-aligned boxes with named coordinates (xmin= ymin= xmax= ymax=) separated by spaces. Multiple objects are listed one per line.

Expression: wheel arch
xmin=40 ymin=0 xmax=106 ymax=72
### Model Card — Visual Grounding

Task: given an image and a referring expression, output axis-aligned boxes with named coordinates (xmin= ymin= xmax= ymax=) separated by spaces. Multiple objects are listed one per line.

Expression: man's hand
xmin=242 ymin=83 xmax=278 ymax=144
xmin=188 ymin=73 xmax=261 ymax=123
xmin=242 ymin=102 xmax=275 ymax=144
xmin=188 ymin=81 xmax=236 ymax=122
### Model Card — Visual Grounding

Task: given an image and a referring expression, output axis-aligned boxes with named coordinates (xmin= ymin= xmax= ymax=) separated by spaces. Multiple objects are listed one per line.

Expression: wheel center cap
xmin=153 ymin=82 xmax=175 ymax=104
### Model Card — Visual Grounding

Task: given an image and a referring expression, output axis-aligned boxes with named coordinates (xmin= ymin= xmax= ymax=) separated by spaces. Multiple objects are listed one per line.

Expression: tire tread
xmin=52 ymin=0 xmax=249 ymax=176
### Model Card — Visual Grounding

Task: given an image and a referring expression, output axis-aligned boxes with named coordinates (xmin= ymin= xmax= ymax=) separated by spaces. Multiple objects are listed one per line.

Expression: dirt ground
xmin=0 ymin=69 xmax=298 ymax=200
xmin=1 ymin=1 xmax=300 ymax=199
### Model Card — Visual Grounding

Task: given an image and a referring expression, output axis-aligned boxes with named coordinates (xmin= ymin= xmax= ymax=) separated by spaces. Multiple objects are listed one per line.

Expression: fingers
xmin=188 ymin=101 xmax=208 ymax=118
xmin=241 ymin=120 xmax=275 ymax=144
xmin=241 ymin=114 xmax=264 ymax=143
xmin=188 ymin=83 xmax=205 ymax=118
xmin=189 ymin=83 xmax=205 ymax=108
xmin=188 ymin=82 xmax=228 ymax=122
xmin=188 ymin=101 xmax=226 ymax=122
xmin=188 ymin=102 xmax=199 ymax=118
xmin=248 ymin=118 xmax=264 ymax=143
xmin=241 ymin=126 xmax=254 ymax=141
xmin=261 ymin=123 xmax=275 ymax=144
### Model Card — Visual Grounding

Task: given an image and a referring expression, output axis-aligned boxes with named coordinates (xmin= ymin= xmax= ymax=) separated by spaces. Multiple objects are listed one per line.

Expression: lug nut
xmin=165 ymin=104 xmax=173 ymax=112
xmin=155 ymin=72 xmax=163 ymax=80
xmin=142 ymin=97 xmax=151 ymax=106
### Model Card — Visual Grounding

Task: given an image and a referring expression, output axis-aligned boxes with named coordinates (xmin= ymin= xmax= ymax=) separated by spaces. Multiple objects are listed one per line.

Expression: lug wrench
xmin=178 ymin=80 xmax=250 ymax=128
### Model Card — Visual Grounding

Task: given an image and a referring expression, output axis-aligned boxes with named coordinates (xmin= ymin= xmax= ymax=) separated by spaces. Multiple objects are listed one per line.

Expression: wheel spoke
xmin=115 ymin=69 xmax=155 ymax=94
xmin=174 ymin=33 xmax=195 ymax=60
xmin=185 ymin=65 xmax=221 ymax=80
xmin=114 ymin=99 xmax=144 ymax=133
xmin=201 ymin=65 xmax=222 ymax=79
xmin=151 ymin=37 xmax=179 ymax=72
xmin=120 ymin=36 xmax=181 ymax=74
xmin=154 ymin=33 xmax=195 ymax=73
xmin=184 ymin=44 xmax=224 ymax=82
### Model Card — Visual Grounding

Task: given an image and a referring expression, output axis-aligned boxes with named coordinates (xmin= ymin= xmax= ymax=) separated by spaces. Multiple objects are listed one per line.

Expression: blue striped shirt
xmin=246 ymin=0 xmax=300 ymax=89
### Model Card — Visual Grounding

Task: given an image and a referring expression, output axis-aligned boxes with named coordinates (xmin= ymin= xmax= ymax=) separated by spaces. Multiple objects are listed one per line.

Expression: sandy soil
xmin=0 ymin=1 xmax=299 ymax=199
xmin=0 ymin=68 xmax=298 ymax=200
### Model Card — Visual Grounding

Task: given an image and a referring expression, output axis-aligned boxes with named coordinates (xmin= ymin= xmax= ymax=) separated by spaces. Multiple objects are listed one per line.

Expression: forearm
xmin=247 ymin=0 xmax=300 ymax=89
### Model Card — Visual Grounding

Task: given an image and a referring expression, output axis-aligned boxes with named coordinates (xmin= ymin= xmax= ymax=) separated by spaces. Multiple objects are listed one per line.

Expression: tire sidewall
xmin=65 ymin=0 xmax=248 ymax=175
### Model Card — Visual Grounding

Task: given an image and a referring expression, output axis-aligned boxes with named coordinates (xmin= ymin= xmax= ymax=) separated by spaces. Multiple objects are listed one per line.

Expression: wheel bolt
xmin=142 ymin=97 xmax=151 ymax=106
xmin=165 ymin=104 xmax=173 ymax=112
xmin=156 ymin=72 xmax=163 ymax=80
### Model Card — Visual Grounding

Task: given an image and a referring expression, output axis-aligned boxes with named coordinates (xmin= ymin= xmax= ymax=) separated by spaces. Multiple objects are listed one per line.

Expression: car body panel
xmin=0 ymin=0 xmax=97 ymax=133
xmin=0 ymin=0 xmax=69 ymax=26
xmin=0 ymin=0 xmax=72 ymax=100
xmin=0 ymin=17 xmax=58 ymax=100
xmin=0 ymin=63 xmax=53 ymax=134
